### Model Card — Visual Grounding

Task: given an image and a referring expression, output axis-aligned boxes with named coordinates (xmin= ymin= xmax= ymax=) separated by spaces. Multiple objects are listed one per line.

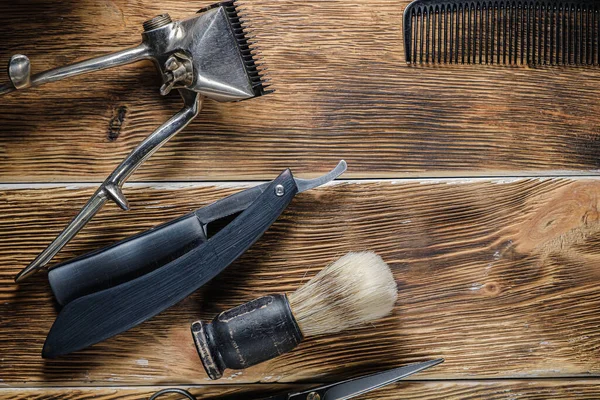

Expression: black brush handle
xmin=191 ymin=294 xmax=303 ymax=380
xmin=48 ymin=213 xmax=206 ymax=305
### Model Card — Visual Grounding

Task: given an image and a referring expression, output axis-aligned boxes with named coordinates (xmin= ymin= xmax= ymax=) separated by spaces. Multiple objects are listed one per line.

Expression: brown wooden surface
xmin=2 ymin=0 xmax=600 ymax=181
xmin=1 ymin=0 xmax=600 ymax=398
xmin=1 ymin=180 xmax=600 ymax=396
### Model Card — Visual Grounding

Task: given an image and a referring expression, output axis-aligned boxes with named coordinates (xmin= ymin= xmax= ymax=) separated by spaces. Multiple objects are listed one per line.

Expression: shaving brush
xmin=191 ymin=251 xmax=398 ymax=380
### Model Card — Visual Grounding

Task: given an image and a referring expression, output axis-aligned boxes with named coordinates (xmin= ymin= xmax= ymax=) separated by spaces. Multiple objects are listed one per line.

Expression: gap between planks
xmin=1 ymin=174 xmax=600 ymax=191
xmin=2 ymin=176 xmax=600 ymax=383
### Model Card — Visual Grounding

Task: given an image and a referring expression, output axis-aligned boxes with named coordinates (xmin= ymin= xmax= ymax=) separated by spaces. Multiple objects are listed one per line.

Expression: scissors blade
xmin=320 ymin=359 xmax=444 ymax=400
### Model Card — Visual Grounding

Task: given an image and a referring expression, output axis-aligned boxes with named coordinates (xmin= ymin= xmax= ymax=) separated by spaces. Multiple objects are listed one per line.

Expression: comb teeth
xmin=404 ymin=0 xmax=600 ymax=66
xmin=222 ymin=0 xmax=274 ymax=96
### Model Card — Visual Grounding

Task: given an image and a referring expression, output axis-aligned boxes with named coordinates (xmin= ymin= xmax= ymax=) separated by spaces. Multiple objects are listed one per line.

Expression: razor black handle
xmin=48 ymin=213 xmax=206 ymax=305
xmin=43 ymin=170 xmax=297 ymax=358
xmin=48 ymin=182 xmax=270 ymax=306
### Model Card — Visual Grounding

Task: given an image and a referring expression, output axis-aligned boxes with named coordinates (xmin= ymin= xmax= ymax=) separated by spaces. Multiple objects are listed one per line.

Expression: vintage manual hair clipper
xmin=42 ymin=161 xmax=346 ymax=358
xmin=0 ymin=1 xmax=272 ymax=282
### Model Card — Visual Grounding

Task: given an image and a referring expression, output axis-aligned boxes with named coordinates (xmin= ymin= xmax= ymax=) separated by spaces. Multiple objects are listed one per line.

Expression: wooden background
xmin=1 ymin=0 xmax=599 ymax=398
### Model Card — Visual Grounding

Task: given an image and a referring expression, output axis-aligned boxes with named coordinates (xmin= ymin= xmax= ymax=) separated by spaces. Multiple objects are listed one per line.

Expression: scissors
xmin=148 ymin=359 xmax=444 ymax=399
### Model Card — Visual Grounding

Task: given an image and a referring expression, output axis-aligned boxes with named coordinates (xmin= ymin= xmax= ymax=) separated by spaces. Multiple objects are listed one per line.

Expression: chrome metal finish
xmin=275 ymin=184 xmax=285 ymax=196
xmin=141 ymin=7 xmax=264 ymax=101
xmin=4 ymin=1 xmax=272 ymax=281
xmin=8 ymin=55 xmax=31 ymax=89
xmin=159 ymin=53 xmax=193 ymax=96
xmin=1 ymin=45 xmax=150 ymax=96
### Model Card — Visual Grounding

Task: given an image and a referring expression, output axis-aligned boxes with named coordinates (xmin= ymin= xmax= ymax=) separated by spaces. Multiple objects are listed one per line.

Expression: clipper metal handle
xmin=2 ymin=45 xmax=150 ymax=96
xmin=3 ymin=1 xmax=272 ymax=282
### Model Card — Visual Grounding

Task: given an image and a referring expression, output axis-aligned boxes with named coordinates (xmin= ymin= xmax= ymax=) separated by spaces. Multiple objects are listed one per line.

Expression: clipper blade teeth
xmin=221 ymin=0 xmax=273 ymax=96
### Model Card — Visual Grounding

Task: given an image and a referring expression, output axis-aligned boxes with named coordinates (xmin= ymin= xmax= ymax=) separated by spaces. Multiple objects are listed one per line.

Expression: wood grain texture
xmin=1 ymin=0 xmax=600 ymax=181
xmin=1 ymin=178 xmax=600 ymax=385
xmin=3 ymin=0 xmax=600 ymax=397
xmin=3 ymin=380 xmax=600 ymax=399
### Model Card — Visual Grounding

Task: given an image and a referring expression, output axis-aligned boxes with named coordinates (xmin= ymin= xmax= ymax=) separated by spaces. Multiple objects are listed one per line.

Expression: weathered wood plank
xmin=3 ymin=380 xmax=600 ymax=399
xmin=1 ymin=0 xmax=600 ymax=181
xmin=1 ymin=178 xmax=599 ymax=385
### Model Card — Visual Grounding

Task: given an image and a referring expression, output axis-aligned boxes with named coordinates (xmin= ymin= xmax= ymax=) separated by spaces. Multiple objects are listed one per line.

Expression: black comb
xmin=201 ymin=0 xmax=273 ymax=96
xmin=404 ymin=0 xmax=600 ymax=66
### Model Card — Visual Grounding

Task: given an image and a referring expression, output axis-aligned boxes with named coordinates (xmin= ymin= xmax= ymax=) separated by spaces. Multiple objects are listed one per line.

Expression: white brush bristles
xmin=288 ymin=251 xmax=398 ymax=337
